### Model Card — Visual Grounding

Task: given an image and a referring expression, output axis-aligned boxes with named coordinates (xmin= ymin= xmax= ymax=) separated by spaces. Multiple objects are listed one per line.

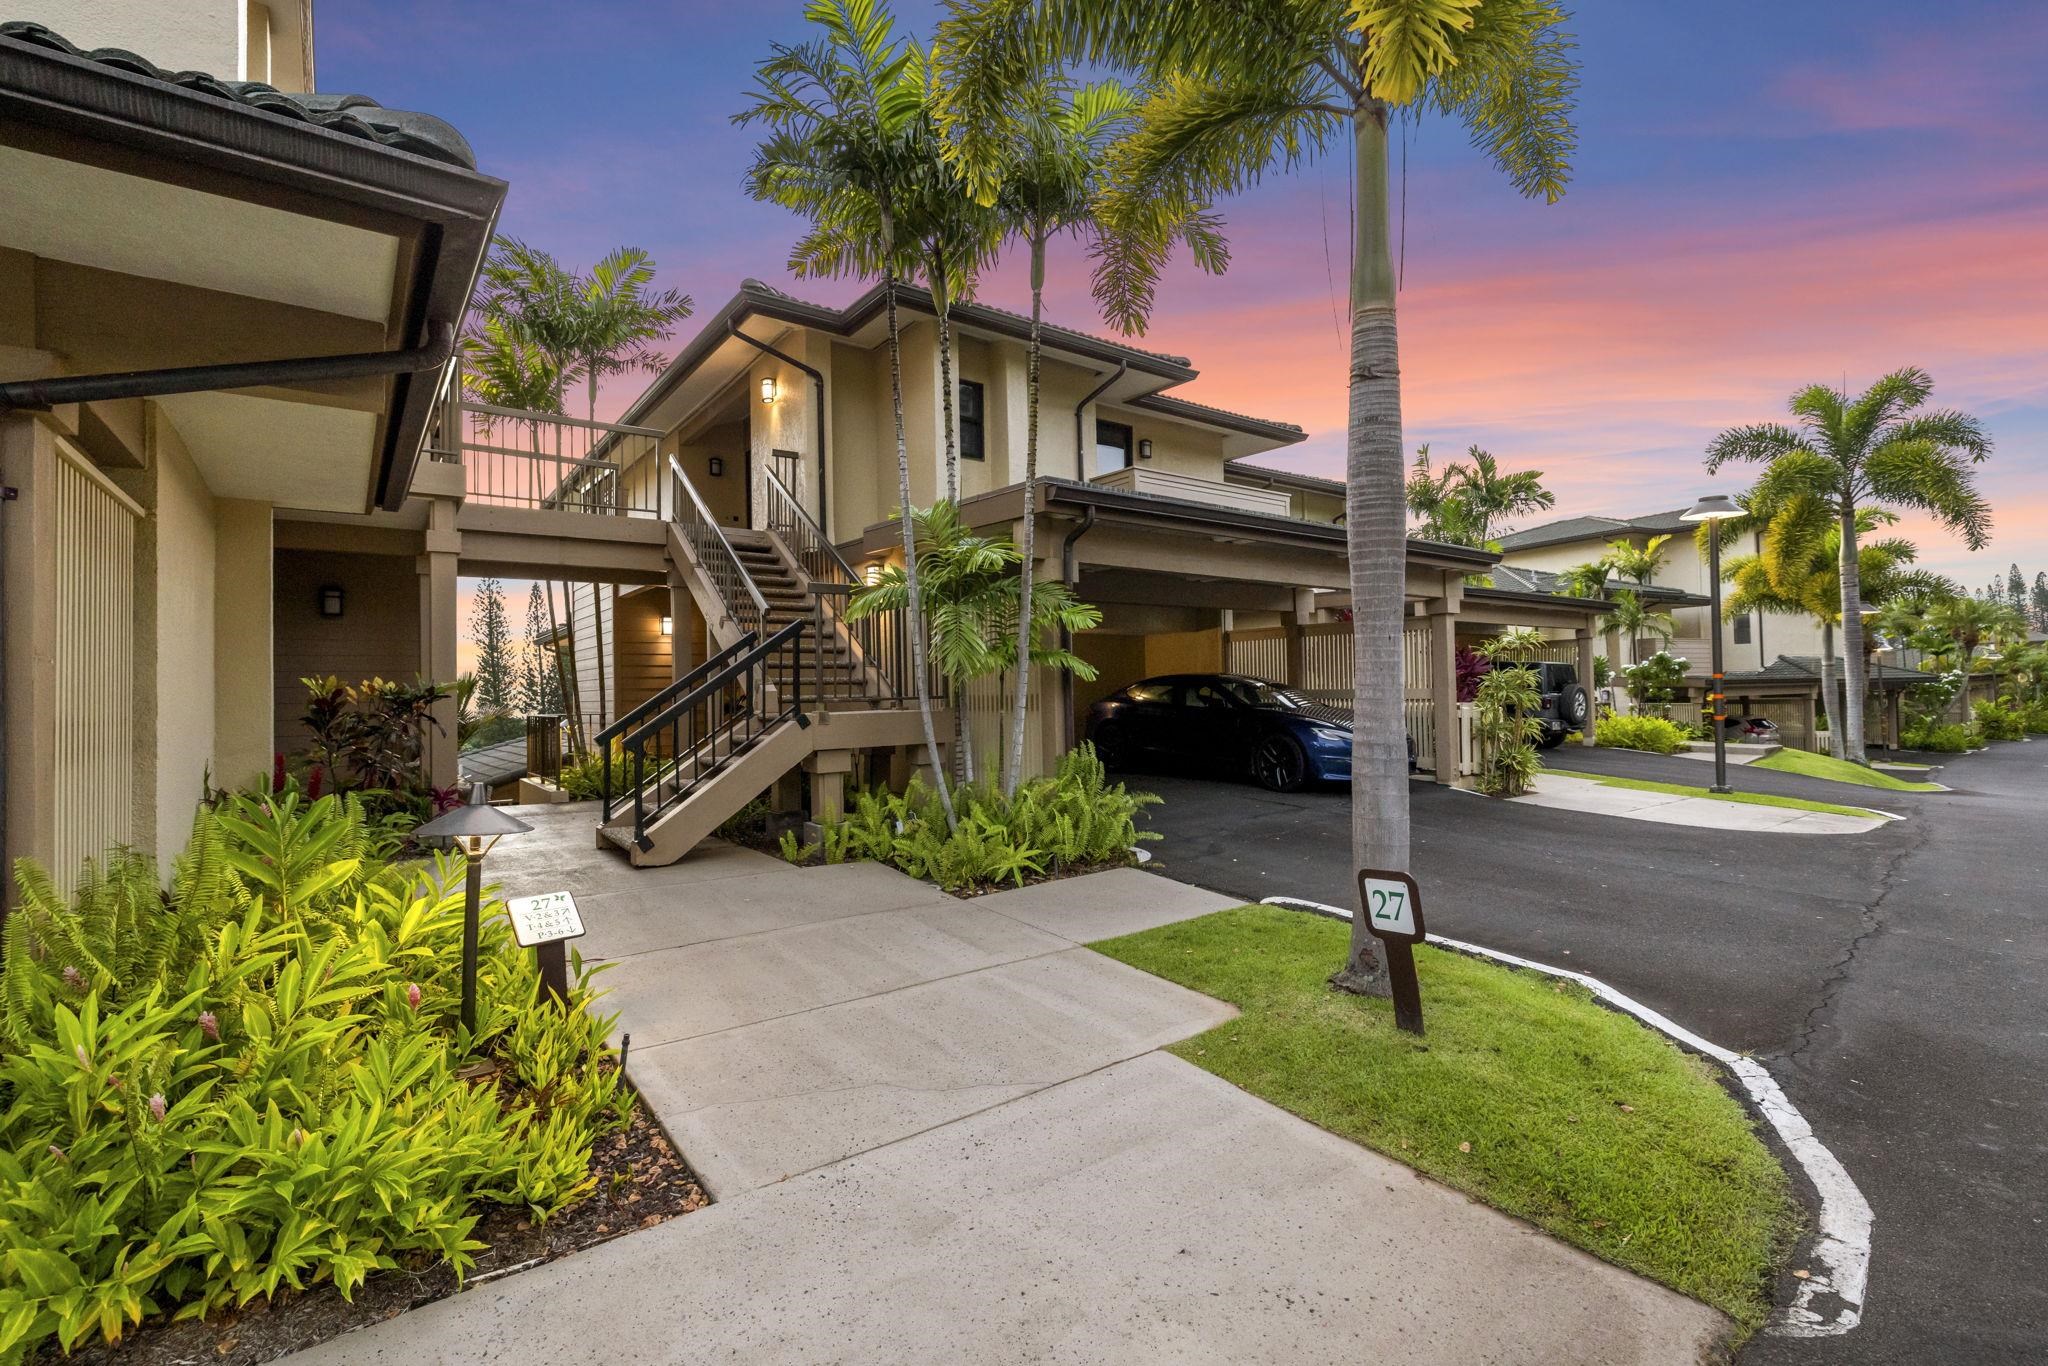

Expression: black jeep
xmin=1499 ymin=661 xmax=1592 ymax=749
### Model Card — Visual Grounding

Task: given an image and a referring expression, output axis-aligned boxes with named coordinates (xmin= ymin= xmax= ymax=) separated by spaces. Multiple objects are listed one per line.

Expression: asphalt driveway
xmin=1131 ymin=742 xmax=2047 ymax=1365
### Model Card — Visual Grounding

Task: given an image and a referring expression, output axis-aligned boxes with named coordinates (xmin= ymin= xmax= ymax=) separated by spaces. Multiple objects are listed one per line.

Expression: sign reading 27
xmin=1355 ymin=870 xmax=1423 ymax=943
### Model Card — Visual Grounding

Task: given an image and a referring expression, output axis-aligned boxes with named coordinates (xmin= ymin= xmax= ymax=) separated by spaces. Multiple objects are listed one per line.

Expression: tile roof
xmin=458 ymin=736 xmax=528 ymax=788
xmin=1723 ymin=654 xmax=1932 ymax=686
xmin=1130 ymin=394 xmax=1305 ymax=442
xmin=1494 ymin=510 xmax=1694 ymax=552
xmin=1488 ymin=563 xmax=1702 ymax=605
xmin=0 ymin=21 xmax=478 ymax=168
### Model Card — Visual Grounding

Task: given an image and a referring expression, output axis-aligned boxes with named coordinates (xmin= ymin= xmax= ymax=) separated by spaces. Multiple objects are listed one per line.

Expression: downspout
xmin=0 ymin=321 xmax=455 ymax=411
xmin=1073 ymin=361 xmax=1127 ymax=480
xmin=1058 ymin=505 xmax=1098 ymax=752
xmin=729 ymin=321 xmax=828 ymax=538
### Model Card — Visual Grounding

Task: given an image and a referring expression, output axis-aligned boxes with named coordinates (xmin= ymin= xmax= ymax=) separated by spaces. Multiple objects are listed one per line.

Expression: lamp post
xmin=414 ymin=783 xmax=532 ymax=1036
xmin=1680 ymin=494 xmax=1743 ymax=794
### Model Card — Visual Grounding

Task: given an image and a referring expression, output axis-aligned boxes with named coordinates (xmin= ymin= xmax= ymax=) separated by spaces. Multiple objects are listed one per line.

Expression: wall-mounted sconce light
xmin=318 ymin=584 xmax=344 ymax=618
xmin=660 ymin=615 xmax=674 ymax=637
xmin=760 ymin=376 xmax=778 ymax=404
xmin=708 ymin=456 xmax=725 ymax=477
xmin=1138 ymin=438 xmax=1154 ymax=461
xmin=862 ymin=561 xmax=885 ymax=587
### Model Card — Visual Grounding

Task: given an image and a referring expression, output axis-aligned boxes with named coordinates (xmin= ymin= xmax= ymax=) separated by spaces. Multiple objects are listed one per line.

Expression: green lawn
xmin=1092 ymin=906 xmax=1800 ymax=1333
xmin=1753 ymin=747 xmax=1945 ymax=792
xmin=1544 ymin=768 xmax=1889 ymax=819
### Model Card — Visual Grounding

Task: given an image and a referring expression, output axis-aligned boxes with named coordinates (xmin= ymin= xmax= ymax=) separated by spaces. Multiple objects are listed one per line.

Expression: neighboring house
xmin=1496 ymin=509 xmax=1828 ymax=674
xmin=0 ymin=7 xmax=504 ymax=888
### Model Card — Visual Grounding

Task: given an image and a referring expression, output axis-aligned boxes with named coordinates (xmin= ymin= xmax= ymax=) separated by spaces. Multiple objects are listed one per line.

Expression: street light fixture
xmin=414 ymin=783 xmax=532 ymax=1036
xmin=1680 ymin=493 xmax=1743 ymax=794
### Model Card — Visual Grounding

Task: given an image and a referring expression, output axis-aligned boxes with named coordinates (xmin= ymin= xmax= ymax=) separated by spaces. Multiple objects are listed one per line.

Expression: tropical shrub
xmin=1453 ymin=646 xmax=1489 ymax=703
xmin=557 ymin=745 xmax=630 ymax=801
xmin=1594 ymin=714 xmax=1691 ymax=755
xmin=1901 ymin=721 xmax=1973 ymax=753
xmin=1472 ymin=649 xmax=1544 ymax=798
xmin=1622 ymin=651 xmax=1690 ymax=704
xmin=2019 ymin=700 xmax=2048 ymax=735
xmin=781 ymin=746 xmax=1159 ymax=893
xmin=0 ymin=793 xmax=629 ymax=1361
xmin=1972 ymin=700 xmax=2025 ymax=742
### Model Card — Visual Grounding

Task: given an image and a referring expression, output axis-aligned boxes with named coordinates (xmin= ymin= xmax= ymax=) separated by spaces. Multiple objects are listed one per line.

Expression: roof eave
xmin=0 ymin=32 xmax=507 ymax=513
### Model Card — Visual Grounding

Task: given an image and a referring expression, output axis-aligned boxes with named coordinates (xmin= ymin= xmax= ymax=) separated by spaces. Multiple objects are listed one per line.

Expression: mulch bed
xmin=43 ymin=1103 xmax=708 ymax=1366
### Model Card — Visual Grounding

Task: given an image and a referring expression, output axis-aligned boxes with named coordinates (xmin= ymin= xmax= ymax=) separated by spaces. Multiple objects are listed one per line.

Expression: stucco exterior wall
xmin=272 ymin=548 xmax=421 ymax=753
xmin=213 ymin=499 xmax=273 ymax=791
xmin=145 ymin=417 xmax=218 ymax=858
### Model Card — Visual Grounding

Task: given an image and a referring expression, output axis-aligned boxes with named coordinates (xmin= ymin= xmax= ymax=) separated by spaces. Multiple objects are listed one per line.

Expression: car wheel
xmin=1252 ymin=735 xmax=1309 ymax=792
xmin=1557 ymin=683 xmax=1591 ymax=730
xmin=1092 ymin=723 xmax=1130 ymax=770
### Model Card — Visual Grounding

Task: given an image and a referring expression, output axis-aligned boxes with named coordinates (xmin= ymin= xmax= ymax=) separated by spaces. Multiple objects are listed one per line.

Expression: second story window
xmin=1094 ymin=419 xmax=1133 ymax=477
xmin=1732 ymin=612 xmax=1752 ymax=645
xmin=959 ymin=380 xmax=985 ymax=460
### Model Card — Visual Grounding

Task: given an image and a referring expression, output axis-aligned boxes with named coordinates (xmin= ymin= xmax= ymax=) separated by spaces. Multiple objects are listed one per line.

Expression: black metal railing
xmin=671 ymin=455 xmax=767 ymax=641
xmin=617 ymin=620 xmax=809 ymax=849
xmin=596 ymin=633 xmax=759 ymax=823
xmin=525 ymin=713 xmax=565 ymax=784
xmin=761 ymin=468 xmax=917 ymax=705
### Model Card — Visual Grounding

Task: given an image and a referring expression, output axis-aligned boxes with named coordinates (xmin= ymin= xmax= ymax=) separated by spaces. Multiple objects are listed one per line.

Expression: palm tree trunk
xmin=1005 ymin=233 xmax=1047 ymax=797
xmin=1819 ymin=620 xmax=1844 ymax=760
xmin=880 ymin=221 xmax=956 ymax=827
xmin=1837 ymin=504 xmax=1869 ymax=762
xmin=1333 ymin=103 xmax=1400 ymax=1001
xmin=930 ymin=263 xmax=973 ymax=790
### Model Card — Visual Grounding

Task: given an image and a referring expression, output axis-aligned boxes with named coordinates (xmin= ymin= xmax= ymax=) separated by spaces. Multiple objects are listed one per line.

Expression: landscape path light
xmin=414 ymin=783 xmax=532 ymax=1035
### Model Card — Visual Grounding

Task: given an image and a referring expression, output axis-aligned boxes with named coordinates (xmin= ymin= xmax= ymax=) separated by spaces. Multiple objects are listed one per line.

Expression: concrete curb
xmin=1258 ymin=895 xmax=1872 ymax=1341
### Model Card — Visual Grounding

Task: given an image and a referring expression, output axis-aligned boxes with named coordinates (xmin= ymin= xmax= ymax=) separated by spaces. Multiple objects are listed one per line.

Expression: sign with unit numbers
xmin=1355 ymin=868 xmax=1426 ymax=1035
xmin=507 ymin=891 xmax=585 ymax=948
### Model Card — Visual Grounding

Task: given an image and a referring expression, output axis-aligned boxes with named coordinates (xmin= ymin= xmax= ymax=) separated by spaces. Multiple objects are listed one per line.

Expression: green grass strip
xmin=1543 ymin=769 xmax=1889 ymax=819
xmin=1752 ymin=747 xmax=1945 ymax=792
xmin=1092 ymin=906 xmax=1800 ymax=1334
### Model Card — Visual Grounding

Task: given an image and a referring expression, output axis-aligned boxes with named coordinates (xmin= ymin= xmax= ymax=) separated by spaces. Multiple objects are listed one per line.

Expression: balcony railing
xmin=1092 ymin=464 xmax=1294 ymax=518
xmin=422 ymin=375 xmax=662 ymax=516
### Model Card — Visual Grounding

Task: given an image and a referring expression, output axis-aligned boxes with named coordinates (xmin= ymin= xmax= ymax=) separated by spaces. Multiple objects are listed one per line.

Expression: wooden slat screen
xmin=53 ymin=441 xmax=138 ymax=891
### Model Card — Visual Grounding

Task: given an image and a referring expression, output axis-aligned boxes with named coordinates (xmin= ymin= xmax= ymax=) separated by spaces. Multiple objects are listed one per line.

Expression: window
xmin=1125 ymin=680 xmax=1174 ymax=704
xmin=1183 ymin=680 xmax=1236 ymax=710
xmin=1094 ymin=419 xmax=1133 ymax=477
xmin=958 ymin=380 xmax=985 ymax=460
xmin=1732 ymin=613 xmax=1752 ymax=645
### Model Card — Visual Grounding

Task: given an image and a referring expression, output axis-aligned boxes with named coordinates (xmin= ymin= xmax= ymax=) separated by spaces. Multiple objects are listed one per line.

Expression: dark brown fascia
xmin=1130 ymin=396 xmax=1308 ymax=446
xmin=616 ymin=281 xmax=1200 ymax=433
xmin=0 ymin=31 xmax=507 ymax=511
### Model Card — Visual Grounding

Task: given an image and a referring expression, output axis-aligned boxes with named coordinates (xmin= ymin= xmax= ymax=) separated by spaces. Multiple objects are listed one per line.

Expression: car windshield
xmin=1232 ymin=680 xmax=1313 ymax=710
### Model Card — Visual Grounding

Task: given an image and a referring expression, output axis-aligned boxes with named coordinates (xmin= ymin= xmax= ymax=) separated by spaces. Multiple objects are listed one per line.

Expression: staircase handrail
xmin=761 ymin=466 xmax=859 ymax=586
xmin=669 ymin=455 xmax=767 ymax=637
xmin=595 ymin=631 xmax=757 ymax=751
xmin=622 ymin=619 xmax=806 ymax=755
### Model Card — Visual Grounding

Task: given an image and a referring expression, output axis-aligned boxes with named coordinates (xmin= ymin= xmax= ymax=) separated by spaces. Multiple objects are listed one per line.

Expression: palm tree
xmin=849 ymin=503 xmax=1102 ymax=779
xmin=1707 ymin=367 xmax=1993 ymax=761
xmin=1602 ymin=533 xmax=1670 ymax=587
xmin=738 ymin=0 xmax=956 ymax=825
xmin=1599 ymin=589 xmax=1675 ymax=669
xmin=945 ymin=72 xmax=1160 ymax=793
xmin=1554 ymin=559 xmax=1611 ymax=601
xmin=936 ymin=3 xmax=1578 ymax=997
xmin=1404 ymin=443 xmax=1477 ymax=544
xmin=1449 ymin=447 xmax=1554 ymax=545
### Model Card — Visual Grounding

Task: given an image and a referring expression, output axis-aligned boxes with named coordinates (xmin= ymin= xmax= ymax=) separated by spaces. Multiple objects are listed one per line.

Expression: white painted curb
xmin=1260 ymin=895 xmax=1871 ymax=1339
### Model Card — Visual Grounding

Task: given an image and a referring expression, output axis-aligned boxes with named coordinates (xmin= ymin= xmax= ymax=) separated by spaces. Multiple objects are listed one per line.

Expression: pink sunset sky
xmin=315 ymin=1 xmax=2048 ymax=667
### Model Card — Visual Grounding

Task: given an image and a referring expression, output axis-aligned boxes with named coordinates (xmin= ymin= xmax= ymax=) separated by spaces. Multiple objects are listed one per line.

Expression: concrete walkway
xmin=1514 ymin=771 xmax=1891 ymax=834
xmin=286 ymin=809 xmax=1731 ymax=1364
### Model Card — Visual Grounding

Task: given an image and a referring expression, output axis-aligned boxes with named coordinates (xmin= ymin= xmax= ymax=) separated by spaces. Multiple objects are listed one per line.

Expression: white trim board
xmin=1258 ymin=895 xmax=1871 ymax=1340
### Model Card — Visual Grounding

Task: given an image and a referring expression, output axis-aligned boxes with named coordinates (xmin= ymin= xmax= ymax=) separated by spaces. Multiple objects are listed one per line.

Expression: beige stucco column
xmin=1576 ymin=627 xmax=1598 ymax=746
xmin=1603 ymin=625 xmax=1625 ymax=713
xmin=1429 ymin=602 xmax=1458 ymax=785
xmin=1886 ymin=688 xmax=1902 ymax=750
xmin=668 ymin=568 xmax=697 ymax=683
xmin=418 ymin=499 xmax=460 ymax=791
xmin=212 ymin=499 xmax=273 ymax=791
xmin=1284 ymin=588 xmax=1314 ymax=689
xmin=806 ymin=748 xmax=853 ymax=824
xmin=1 ymin=414 xmax=56 ymax=885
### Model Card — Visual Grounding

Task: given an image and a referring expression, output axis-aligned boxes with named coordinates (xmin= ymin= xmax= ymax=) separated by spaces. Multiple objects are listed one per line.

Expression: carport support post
xmin=668 ymin=569 xmax=696 ymax=683
xmin=1428 ymin=602 xmax=1458 ymax=785
xmin=1576 ymin=628 xmax=1597 ymax=746
xmin=1285 ymin=589 xmax=1314 ymax=690
xmin=1886 ymin=689 xmax=1902 ymax=751
xmin=1603 ymin=626 xmax=1625 ymax=713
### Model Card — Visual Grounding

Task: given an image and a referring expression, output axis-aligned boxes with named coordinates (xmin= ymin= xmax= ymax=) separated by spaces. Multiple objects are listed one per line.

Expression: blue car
xmin=1084 ymin=674 xmax=1356 ymax=792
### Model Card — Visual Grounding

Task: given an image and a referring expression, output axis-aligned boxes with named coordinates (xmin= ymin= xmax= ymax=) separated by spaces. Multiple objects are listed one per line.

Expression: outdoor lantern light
xmin=660 ymin=614 xmax=674 ymax=637
xmin=862 ymin=560 xmax=885 ymax=587
xmin=760 ymin=376 xmax=777 ymax=404
xmin=708 ymin=456 xmax=724 ymax=477
xmin=1680 ymin=493 xmax=1744 ymax=794
xmin=318 ymin=584 xmax=344 ymax=618
xmin=413 ymin=784 xmax=532 ymax=1035
xmin=1138 ymin=438 xmax=1154 ymax=461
